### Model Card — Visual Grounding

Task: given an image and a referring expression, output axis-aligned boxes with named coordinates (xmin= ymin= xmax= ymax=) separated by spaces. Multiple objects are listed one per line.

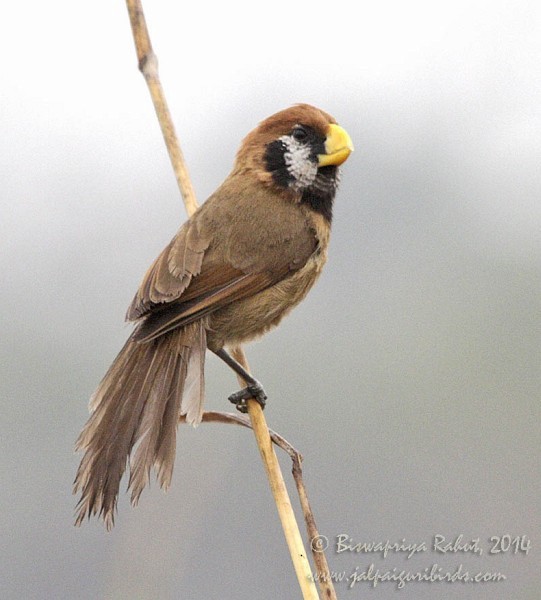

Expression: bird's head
xmin=234 ymin=104 xmax=353 ymax=220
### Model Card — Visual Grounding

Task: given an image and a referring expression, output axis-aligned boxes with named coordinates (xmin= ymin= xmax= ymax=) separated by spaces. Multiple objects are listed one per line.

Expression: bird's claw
xmin=228 ymin=381 xmax=267 ymax=413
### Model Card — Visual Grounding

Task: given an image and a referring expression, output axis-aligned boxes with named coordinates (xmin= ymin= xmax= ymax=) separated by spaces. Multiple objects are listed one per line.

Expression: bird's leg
xmin=212 ymin=348 xmax=267 ymax=413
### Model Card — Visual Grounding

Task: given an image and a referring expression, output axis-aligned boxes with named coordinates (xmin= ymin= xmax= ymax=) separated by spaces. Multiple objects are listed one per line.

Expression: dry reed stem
xmin=182 ymin=411 xmax=337 ymax=598
xmin=124 ymin=2 xmax=334 ymax=597
xmin=230 ymin=347 xmax=319 ymax=599
xmin=126 ymin=0 xmax=198 ymax=215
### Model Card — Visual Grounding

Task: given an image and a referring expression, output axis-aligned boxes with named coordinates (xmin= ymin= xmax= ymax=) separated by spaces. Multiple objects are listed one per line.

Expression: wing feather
xmin=132 ymin=269 xmax=282 ymax=343
xmin=126 ymin=219 xmax=211 ymax=321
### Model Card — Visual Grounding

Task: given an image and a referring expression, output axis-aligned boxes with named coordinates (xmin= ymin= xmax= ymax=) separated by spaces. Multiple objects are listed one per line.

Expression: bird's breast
xmin=206 ymin=246 xmax=327 ymax=351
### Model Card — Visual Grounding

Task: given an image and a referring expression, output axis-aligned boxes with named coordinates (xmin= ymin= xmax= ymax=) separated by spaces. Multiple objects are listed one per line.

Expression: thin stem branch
xmin=180 ymin=411 xmax=301 ymax=459
xmin=292 ymin=459 xmax=338 ymax=600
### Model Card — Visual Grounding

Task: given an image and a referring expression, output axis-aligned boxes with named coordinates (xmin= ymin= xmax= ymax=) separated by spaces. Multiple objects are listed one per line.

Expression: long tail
xmin=73 ymin=321 xmax=206 ymax=529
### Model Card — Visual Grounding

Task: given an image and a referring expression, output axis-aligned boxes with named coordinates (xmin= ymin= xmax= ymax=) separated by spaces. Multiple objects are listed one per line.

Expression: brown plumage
xmin=74 ymin=104 xmax=353 ymax=528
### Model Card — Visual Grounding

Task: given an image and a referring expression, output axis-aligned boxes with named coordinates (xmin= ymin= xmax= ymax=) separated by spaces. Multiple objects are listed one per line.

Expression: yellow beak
xmin=318 ymin=123 xmax=354 ymax=167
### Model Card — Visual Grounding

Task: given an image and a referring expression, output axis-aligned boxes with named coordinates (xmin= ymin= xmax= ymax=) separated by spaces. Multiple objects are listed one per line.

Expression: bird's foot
xmin=228 ymin=381 xmax=267 ymax=413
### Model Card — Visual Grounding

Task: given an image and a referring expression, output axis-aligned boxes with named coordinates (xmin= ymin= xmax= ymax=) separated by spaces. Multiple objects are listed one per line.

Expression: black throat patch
xmin=264 ymin=139 xmax=295 ymax=188
xmin=263 ymin=132 xmax=339 ymax=223
xmin=300 ymin=166 xmax=338 ymax=223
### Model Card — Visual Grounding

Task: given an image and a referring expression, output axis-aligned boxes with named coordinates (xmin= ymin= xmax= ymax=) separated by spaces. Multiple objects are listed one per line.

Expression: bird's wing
xmin=126 ymin=215 xmax=212 ymax=321
xmin=126 ymin=185 xmax=318 ymax=343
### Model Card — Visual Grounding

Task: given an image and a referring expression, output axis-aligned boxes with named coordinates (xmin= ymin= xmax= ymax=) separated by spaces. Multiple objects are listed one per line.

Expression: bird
xmin=73 ymin=103 xmax=353 ymax=529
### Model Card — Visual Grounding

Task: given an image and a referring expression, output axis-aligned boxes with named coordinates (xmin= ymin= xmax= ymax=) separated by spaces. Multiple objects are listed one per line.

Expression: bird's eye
xmin=291 ymin=126 xmax=309 ymax=143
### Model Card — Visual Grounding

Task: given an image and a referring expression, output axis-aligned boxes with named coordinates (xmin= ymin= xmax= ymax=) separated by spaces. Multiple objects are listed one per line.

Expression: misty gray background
xmin=1 ymin=1 xmax=540 ymax=599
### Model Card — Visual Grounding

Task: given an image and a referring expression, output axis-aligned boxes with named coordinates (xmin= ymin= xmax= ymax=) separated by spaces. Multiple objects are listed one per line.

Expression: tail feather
xmin=153 ymin=358 xmax=186 ymax=490
xmin=74 ymin=340 xmax=153 ymax=528
xmin=73 ymin=322 xmax=206 ymax=529
xmin=128 ymin=337 xmax=187 ymax=505
xmin=181 ymin=320 xmax=207 ymax=425
xmin=127 ymin=346 xmax=178 ymax=505
xmin=153 ymin=320 xmax=206 ymax=490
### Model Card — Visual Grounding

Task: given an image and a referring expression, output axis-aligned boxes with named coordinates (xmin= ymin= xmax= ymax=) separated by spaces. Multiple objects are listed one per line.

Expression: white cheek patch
xmin=280 ymin=135 xmax=318 ymax=190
